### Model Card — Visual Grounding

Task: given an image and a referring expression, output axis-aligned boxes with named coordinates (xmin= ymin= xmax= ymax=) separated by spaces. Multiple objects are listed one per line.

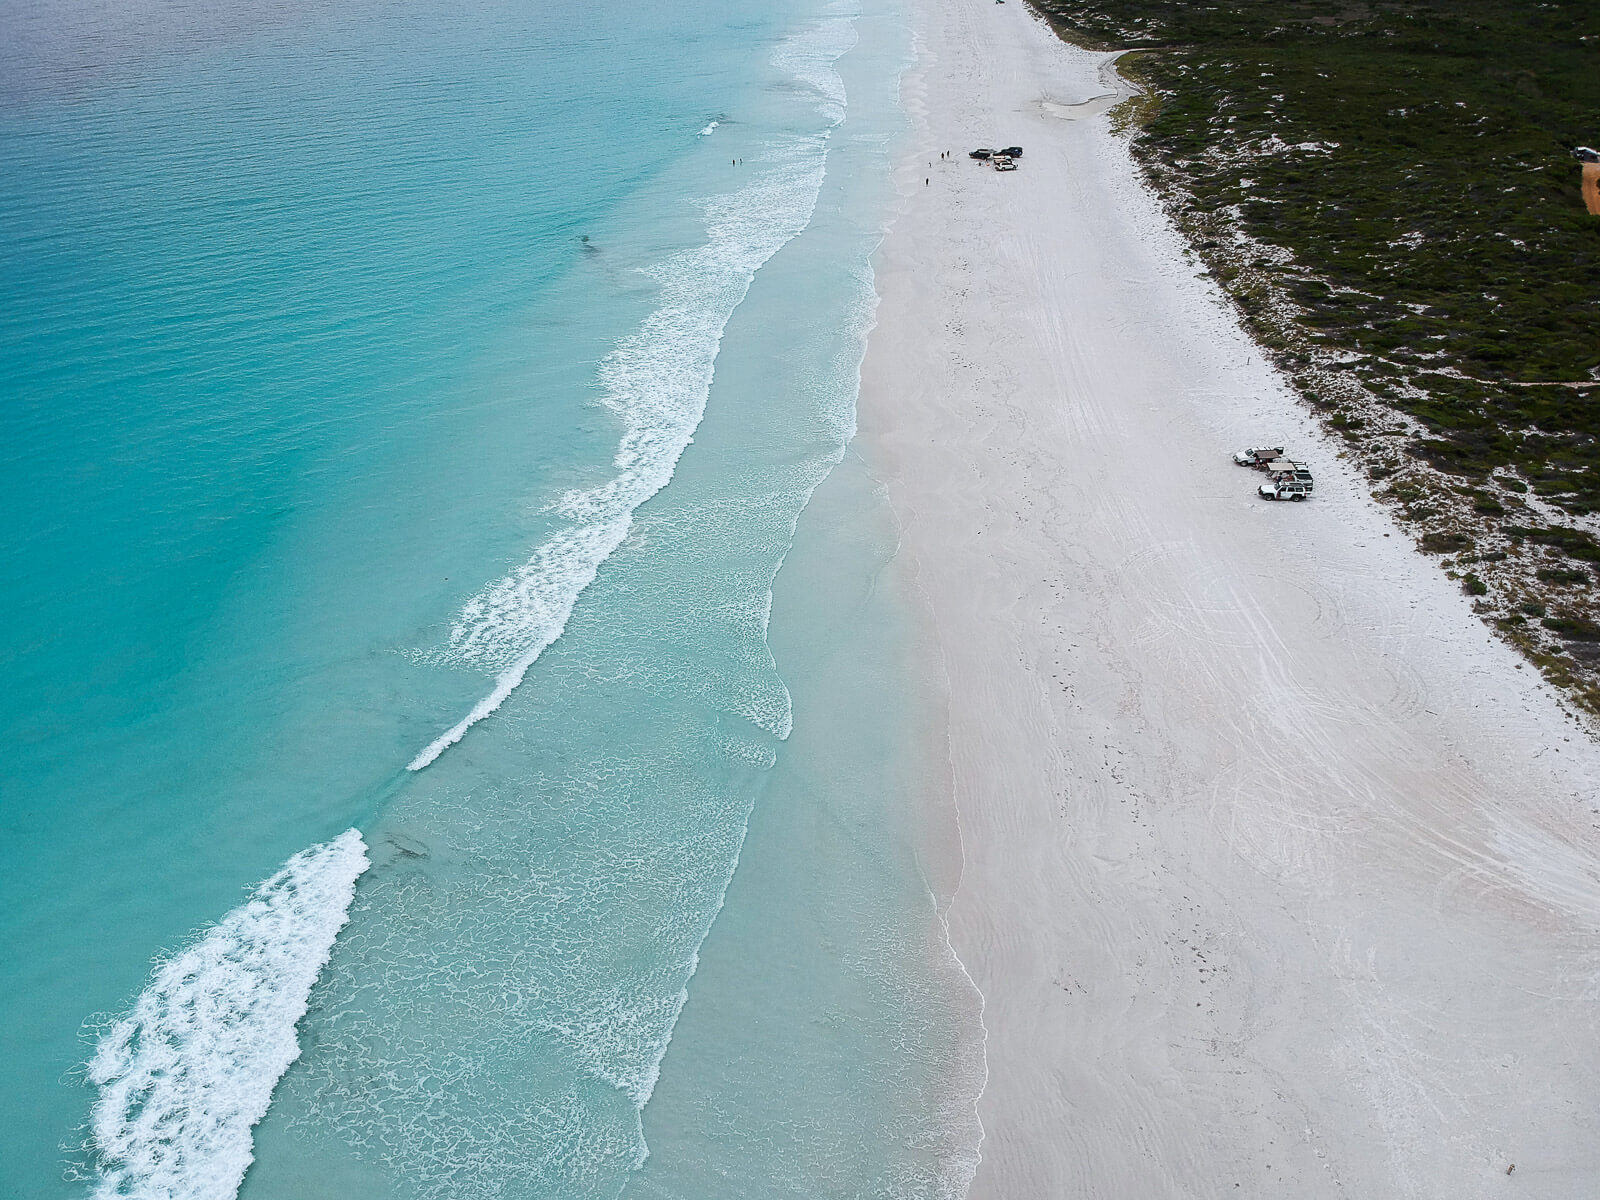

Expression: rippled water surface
xmin=0 ymin=0 xmax=983 ymax=1195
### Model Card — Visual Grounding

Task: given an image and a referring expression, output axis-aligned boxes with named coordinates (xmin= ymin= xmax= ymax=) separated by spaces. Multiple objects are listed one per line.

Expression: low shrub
xmin=1419 ymin=531 xmax=1473 ymax=554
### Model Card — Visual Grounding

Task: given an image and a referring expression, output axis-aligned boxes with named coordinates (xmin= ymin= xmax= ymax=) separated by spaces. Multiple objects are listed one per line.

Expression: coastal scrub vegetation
xmin=1031 ymin=0 xmax=1600 ymax=712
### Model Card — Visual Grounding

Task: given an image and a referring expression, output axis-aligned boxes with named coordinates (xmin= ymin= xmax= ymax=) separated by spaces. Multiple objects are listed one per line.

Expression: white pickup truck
xmin=1233 ymin=445 xmax=1285 ymax=466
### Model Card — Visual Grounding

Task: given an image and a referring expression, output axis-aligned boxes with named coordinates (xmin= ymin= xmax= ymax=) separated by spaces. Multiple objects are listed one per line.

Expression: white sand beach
xmin=859 ymin=2 xmax=1600 ymax=1196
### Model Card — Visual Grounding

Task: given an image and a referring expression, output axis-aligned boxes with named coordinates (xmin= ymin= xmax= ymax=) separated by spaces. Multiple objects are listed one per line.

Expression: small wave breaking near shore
xmin=83 ymin=831 xmax=369 ymax=1200
xmin=407 ymin=15 xmax=856 ymax=773
xmin=71 ymin=11 xmax=878 ymax=1200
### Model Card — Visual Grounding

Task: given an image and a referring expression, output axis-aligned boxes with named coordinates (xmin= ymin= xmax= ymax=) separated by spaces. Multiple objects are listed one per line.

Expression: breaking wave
xmin=84 ymin=831 xmax=369 ymax=1200
xmin=407 ymin=15 xmax=858 ymax=772
xmin=72 ymin=11 xmax=867 ymax=1200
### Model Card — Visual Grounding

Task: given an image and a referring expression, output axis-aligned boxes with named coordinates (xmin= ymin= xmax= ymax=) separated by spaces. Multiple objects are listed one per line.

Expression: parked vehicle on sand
xmin=1259 ymin=478 xmax=1313 ymax=501
xmin=1233 ymin=445 xmax=1284 ymax=466
xmin=969 ymin=148 xmax=993 ymax=160
xmin=1264 ymin=459 xmax=1313 ymax=484
xmin=999 ymin=145 xmax=1023 ymax=158
xmin=994 ymin=156 xmax=1017 ymax=171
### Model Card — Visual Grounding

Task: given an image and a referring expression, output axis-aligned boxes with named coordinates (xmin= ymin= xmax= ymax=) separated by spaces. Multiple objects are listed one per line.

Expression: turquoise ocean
xmin=0 ymin=0 xmax=985 ymax=1196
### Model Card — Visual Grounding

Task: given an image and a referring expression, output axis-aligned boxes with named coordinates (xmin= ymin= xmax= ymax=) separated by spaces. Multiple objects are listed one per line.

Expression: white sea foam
xmin=66 ymin=10 xmax=883 ymax=1200
xmin=699 ymin=120 xmax=719 ymax=136
xmin=408 ymin=18 xmax=857 ymax=773
xmin=85 ymin=831 xmax=369 ymax=1200
xmin=772 ymin=13 xmax=856 ymax=123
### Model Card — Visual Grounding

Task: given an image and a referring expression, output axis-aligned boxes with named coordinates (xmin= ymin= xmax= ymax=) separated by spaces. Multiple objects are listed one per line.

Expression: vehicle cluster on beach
xmin=969 ymin=146 xmax=1023 ymax=171
xmin=1234 ymin=446 xmax=1315 ymax=501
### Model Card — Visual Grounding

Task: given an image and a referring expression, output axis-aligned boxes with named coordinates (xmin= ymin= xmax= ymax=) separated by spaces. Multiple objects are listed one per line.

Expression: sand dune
xmin=859 ymin=3 xmax=1600 ymax=1196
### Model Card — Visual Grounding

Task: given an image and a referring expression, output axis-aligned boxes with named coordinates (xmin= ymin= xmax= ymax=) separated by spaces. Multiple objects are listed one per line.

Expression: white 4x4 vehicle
xmin=1233 ymin=445 xmax=1284 ymax=466
xmin=1259 ymin=478 xmax=1312 ymax=501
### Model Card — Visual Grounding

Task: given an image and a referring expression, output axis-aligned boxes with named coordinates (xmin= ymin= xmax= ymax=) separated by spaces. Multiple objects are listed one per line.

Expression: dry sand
xmin=1583 ymin=161 xmax=1599 ymax=217
xmin=858 ymin=2 xmax=1600 ymax=1197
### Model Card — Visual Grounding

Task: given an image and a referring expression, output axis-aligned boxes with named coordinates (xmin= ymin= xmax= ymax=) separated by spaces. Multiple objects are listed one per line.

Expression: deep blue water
xmin=0 ymin=0 xmax=984 ymax=1196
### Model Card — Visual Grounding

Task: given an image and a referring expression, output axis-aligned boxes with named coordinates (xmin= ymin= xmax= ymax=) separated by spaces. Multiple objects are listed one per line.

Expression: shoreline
xmin=1027 ymin=2 xmax=1600 ymax=721
xmin=860 ymin=1 xmax=1600 ymax=1196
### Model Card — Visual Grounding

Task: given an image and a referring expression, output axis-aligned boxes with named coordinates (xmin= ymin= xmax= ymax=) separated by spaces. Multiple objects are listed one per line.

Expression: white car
xmin=1259 ymin=479 xmax=1312 ymax=501
xmin=1233 ymin=445 xmax=1284 ymax=466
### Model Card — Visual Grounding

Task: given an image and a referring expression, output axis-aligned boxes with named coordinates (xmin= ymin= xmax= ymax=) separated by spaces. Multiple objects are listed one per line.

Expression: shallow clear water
xmin=0 ymin=0 xmax=983 ymax=1195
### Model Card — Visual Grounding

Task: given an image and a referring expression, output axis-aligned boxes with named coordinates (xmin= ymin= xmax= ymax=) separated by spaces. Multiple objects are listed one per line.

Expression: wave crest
xmin=85 ymin=831 xmax=369 ymax=1200
xmin=409 ymin=100 xmax=847 ymax=770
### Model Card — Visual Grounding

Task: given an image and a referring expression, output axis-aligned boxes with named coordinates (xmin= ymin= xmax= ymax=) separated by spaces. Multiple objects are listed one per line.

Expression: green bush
xmin=1419 ymin=531 xmax=1473 ymax=553
xmin=1536 ymin=567 xmax=1593 ymax=587
xmin=1542 ymin=615 xmax=1600 ymax=641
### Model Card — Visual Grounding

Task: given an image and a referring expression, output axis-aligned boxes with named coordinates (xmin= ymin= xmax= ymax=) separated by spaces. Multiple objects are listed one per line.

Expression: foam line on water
xmin=70 ymin=10 xmax=871 ymax=1200
xmin=84 ymin=831 xmax=369 ymax=1200
xmin=408 ymin=15 xmax=859 ymax=773
xmin=618 ymin=7 xmax=871 ymax=1118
